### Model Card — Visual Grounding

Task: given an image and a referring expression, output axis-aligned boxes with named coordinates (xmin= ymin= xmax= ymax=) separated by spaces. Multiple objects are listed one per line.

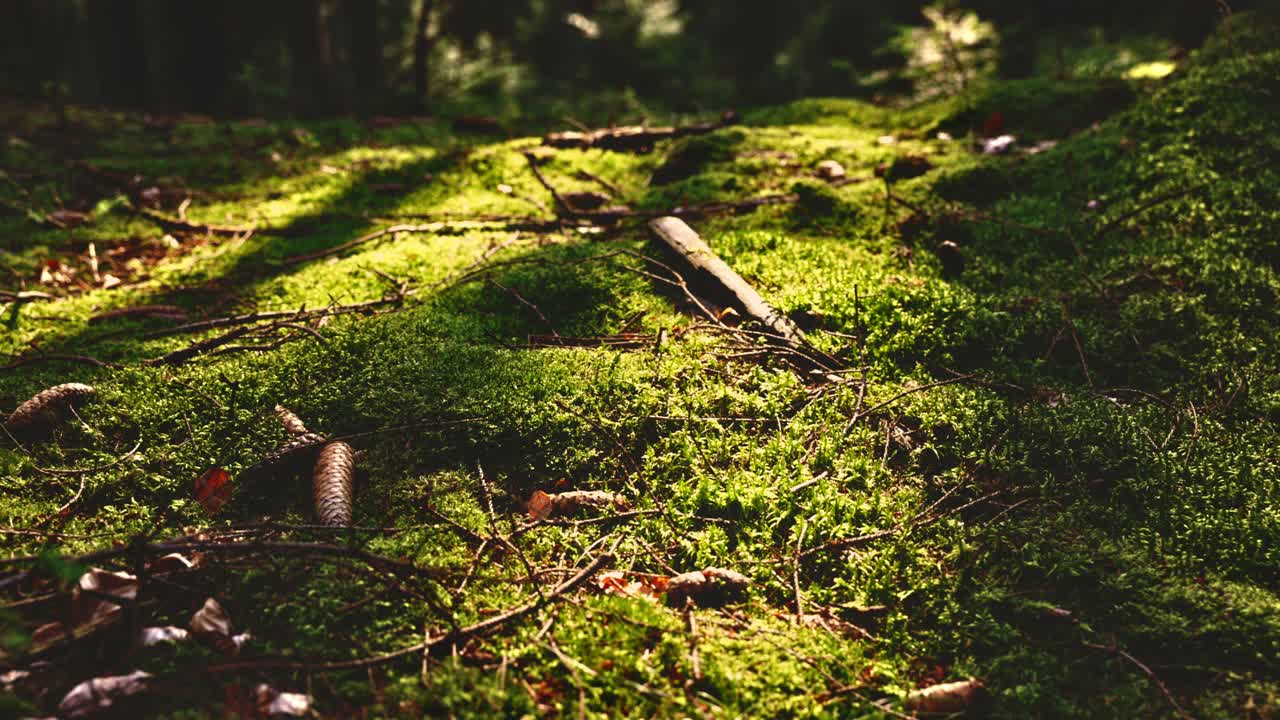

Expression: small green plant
xmin=891 ymin=3 xmax=998 ymax=99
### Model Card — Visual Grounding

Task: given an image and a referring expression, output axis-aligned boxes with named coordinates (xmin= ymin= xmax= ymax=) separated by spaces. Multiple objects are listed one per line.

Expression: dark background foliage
xmin=0 ymin=0 xmax=1249 ymax=120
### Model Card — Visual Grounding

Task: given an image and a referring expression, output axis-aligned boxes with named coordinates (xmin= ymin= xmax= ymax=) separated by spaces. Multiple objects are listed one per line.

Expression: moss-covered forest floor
xmin=3 ymin=15 xmax=1279 ymax=720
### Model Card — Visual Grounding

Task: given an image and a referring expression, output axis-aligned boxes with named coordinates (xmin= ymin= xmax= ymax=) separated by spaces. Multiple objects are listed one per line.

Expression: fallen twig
xmin=841 ymin=373 xmax=977 ymax=436
xmin=801 ymin=489 xmax=1002 ymax=559
xmin=543 ymin=112 xmax=737 ymax=152
xmin=132 ymin=294 xmax=412 ymax=341
xmin=0 ymin=290 xmax=55 ymax=304
xmin=283 ymin=220 xmax=563 ymax=266
xmin=649 ymin=216 xmax=806 ymax=346
xmin=136 ymin=207 xmax=255 ymax=237
xmin=1083 ymin=641 xmax=1194 ymax=720
xmin=1 ymin=353 xmax=120 ymax=372
xmin=1094 ymin=182 xmax=1210 ymax=239
xmin=197 ymin=552 xmax=614 ymax=673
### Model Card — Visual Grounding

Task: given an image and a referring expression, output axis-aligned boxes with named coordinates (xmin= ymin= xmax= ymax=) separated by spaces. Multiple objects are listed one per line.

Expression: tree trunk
xmin=348 ymin=0 xmax=381 ymax=112
xmin=86 ymin=0 xmax=148 ymax=108
xmin=413 ymin=0 xmax=434 ymax=104
xmin=287 ymin=0 xmax=332 ymax=116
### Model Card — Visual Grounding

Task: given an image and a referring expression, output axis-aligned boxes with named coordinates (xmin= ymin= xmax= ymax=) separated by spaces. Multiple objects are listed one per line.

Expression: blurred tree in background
xmin=0 ymin=0 xmax=1256 ymax=121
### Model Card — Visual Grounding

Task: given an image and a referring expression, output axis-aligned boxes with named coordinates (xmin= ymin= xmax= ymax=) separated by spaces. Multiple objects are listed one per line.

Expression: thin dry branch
xmin=542 ymin=112 xmax=737 ymax=151
xmin=649 ymin=216 xmax=806 ymax=345
xmin=800 ymin=489 xmax=1002 ymax=560
xmin=284 ymin=219 xmax=566 ymax=265
xmin=136 ymin=207 xmax=255 ymax=237
xmin=1083 ymin=641 xmax=1195 ymax=720
xmin=197 ymin=552 xmax=614 ymax=674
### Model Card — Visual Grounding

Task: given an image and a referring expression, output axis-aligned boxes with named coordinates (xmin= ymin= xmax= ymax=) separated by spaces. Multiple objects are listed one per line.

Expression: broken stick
xmin=648 ymin=216 xmax=805 ymax=346
xmin=543 ymin=112 xmax=737 ymax=152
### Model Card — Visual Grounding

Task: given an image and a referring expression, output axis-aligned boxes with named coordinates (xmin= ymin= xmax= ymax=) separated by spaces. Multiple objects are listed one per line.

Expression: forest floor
xmin=2 ymin=14 xmax=1279 ymax=720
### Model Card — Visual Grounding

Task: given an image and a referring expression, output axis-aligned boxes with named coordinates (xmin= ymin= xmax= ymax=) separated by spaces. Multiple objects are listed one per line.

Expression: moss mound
xmin=1 ymin=15 xmax=1277 ymax=720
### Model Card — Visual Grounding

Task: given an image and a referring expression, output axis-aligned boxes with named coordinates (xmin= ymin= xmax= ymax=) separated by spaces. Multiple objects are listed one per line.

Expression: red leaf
xmin=982 ymin=111 xmax=1005 ymax=137
xmin=527 ymin=490 xmax=552 ymax=521
xmin=194 ymin=467 xmax=233 ymax=515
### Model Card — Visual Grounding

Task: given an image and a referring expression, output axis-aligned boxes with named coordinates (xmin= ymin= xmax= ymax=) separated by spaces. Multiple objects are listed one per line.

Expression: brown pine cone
xmin=4 ymin=383 xmax=96 ymax=433
xmin=241 ymin=432 xmax=327 ymax=482
xmin=312 ymin=441 xmax=356 ymax=527
xmin=272 ymin=405 xmax=309 ymax=436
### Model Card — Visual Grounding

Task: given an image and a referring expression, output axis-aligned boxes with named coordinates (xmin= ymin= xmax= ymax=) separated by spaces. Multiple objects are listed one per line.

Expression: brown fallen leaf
xmin=665 ymin=567 xmax=751 ymax=608
xmin=31 ymin=568 xmax=138 ymax=652
xmin=904 ymin=677 xmax=986 ymax=715
xmin=189 ymin=597 xmax=250 ymax=655
xmin=190 ymin=597 xmax=232 ymax=636
xmin=149 ymin=552 xmax=196 ymax=574
xmin=595 ymin=570 xmax=668 ymax=602
xmin=527 ymin=489 xmax=630 ymax=520
xmin=59 ymin=670 xmax=151 ymax=718
xmin=313 ymin=441 xmax=357 ymax=527
xmin=256 ymin=684 xmax=313 ymax=717
xmin=3 ymin=382 xmax=96 ymax=434
xmin=139 ymin=626 xmax=190 ymax=647
xmin=194 ymin=467 xmax=233 ymax=515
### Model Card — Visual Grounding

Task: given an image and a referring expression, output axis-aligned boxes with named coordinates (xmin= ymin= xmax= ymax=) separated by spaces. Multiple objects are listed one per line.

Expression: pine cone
xmin=4 ymin=383 xmax=96 ymax=433
xmin=272 ymin=405 xmax=309 ymax=436
xmin=242 ymin=432 xmax=327 ymax=482
xmin=312 ymin=441 xmax=356 ymax=527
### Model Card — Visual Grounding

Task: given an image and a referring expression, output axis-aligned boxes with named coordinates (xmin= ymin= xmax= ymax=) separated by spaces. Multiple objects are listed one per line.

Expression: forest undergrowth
xmin=1 ymin=13 xmax=1278 ymax=719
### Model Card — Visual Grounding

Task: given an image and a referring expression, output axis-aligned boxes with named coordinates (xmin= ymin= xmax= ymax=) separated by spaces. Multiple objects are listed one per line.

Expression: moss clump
xmin=931 ymin=77 xmax=1136 ymax=139
xmin=790 ymin=178 xmax=854 ymax=222
xmin=1 ymin=13 xmax=1279 ymax=720
xmin=649 ymin=128 xmax=746 ymax=185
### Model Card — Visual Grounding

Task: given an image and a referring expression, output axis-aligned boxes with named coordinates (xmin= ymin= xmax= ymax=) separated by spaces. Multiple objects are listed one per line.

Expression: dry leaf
xmin=101 ymin=273 xmax=122 ymax=289
xmin=982 ymin=134 xmax=1017 ymax=155
xmin=148 ymin=552 xmax=195 ymax=574
xmin=526 ymin=490 xmax=629 ymax=520
xmin=139 ymin=626 xmax=191 ymax=646
xmin=313 ymin=441 xmax=357 ymax=527
xmin=665 ymin=567 xmax=750 ymax=607
xmin=31 ymin=568 xmax=138 ymax=651
xmin=190 ymin=597 xmax=232 ymax=636
xmin=595 ymin=571 xmax=667 ymax=602
xmin=256 ymin=684 xmax=313 ymax=717
xmin=4 ymin=382 xmax=95 ymax=434
xmin=59 ymin=671 xmax=151 ymax=718
xmin=904 ymin=677 xmax=986 ymax=715
xmin=194 ymin=467 xmax=233 ymax=515
xmin=190 ymin=597 xmax=246 ymax=655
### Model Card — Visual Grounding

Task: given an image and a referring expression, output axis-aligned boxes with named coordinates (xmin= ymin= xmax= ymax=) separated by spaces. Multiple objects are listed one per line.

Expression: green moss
xmin=2 ymin=13 xmax=1279 ymax=719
